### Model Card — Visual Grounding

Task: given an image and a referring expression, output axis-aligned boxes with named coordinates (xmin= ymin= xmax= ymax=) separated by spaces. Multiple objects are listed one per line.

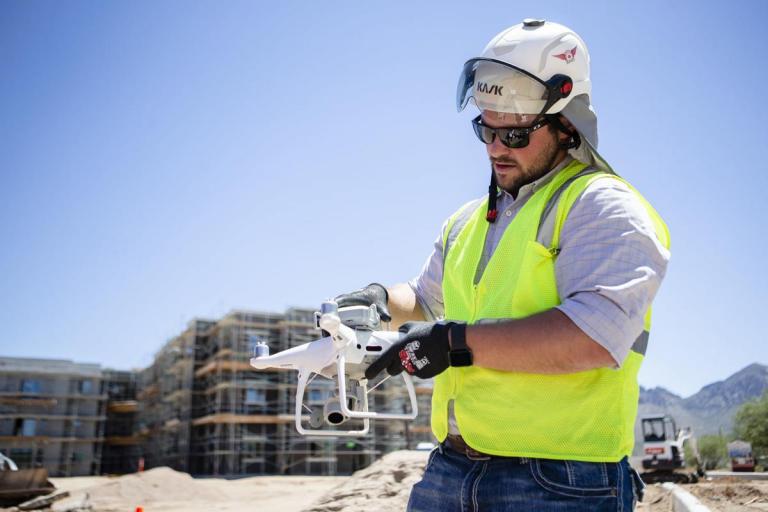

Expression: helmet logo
xmin=476 ymin=82 xmax=504 ymax=96
xmin=552 ymin=46 xmax=577 ymax=64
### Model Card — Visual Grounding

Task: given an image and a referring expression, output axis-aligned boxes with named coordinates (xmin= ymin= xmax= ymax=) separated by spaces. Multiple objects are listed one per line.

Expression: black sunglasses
xmin=471 ymin=115 xmax=550 ymax=149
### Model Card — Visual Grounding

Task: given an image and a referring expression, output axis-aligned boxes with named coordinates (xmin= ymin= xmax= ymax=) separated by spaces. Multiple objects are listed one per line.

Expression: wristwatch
xmin=448 ymin=323 xmax=473 ymax=367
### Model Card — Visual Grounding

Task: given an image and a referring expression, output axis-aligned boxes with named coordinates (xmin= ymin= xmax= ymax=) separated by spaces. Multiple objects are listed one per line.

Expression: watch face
xmin=450 ymin=349 xmax=473 ymax=367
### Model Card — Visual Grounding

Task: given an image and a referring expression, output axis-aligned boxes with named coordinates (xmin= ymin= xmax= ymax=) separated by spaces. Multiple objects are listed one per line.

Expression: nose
xmin=487 ymin=136 xmax=512 ymax=160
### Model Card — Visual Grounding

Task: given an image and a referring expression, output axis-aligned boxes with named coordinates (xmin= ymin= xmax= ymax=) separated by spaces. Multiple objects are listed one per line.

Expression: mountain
xmin=639 ymin=386 xmax=682 ymax=408
xmin=683 ymin=363 xmax=768 ymax=411
xmin=633 ymin=363 xmax=768 ymax=454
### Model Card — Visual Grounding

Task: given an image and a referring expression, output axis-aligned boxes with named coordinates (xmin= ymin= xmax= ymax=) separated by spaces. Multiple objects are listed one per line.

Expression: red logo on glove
xmin=399 ymin=349 xmax=415 ymax=374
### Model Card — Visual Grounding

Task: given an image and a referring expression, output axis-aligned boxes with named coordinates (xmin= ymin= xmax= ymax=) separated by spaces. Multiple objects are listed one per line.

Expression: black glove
xmin=334 ymin=283 xmax=392 ymax=322
xmin=365 ymin=321 xmax=455 ymax=380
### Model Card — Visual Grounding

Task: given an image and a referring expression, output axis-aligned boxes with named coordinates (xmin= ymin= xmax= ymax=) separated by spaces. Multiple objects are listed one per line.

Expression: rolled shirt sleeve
xmin=554 ymin=177 xmax=671 ymax=367
xmin=408 ymin=223 xmax=447 ymax=322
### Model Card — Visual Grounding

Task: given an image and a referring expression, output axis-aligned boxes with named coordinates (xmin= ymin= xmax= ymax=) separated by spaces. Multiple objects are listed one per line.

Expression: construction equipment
xmin=640 ymin=414 xmax=704 ymax=484
xmin=728 ymin=440 xmax=756 ymax=472
xmin=249 ymin=301 xmax=418 ymax=436
xmin=0 ymin=453 xmax=56 ymax=507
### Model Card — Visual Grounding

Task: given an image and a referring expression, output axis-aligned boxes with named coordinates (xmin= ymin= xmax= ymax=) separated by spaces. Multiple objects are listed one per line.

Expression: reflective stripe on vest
xmin=434 ymin=160 xmax=670 ymax=462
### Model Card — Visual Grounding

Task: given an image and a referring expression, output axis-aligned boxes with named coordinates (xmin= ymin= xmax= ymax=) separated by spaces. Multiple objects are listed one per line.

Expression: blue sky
xmin=1 ymin=1 xmax=766 ymax=397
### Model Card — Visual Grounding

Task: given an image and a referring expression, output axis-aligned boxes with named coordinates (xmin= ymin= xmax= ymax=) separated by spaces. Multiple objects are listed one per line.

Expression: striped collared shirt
xmin=408 ymin=158 xmax=670 ymax=435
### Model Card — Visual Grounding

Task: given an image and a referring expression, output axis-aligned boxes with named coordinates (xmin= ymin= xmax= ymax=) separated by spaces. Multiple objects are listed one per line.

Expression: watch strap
xmin=448 ymin=323 xmax=472 ymax=367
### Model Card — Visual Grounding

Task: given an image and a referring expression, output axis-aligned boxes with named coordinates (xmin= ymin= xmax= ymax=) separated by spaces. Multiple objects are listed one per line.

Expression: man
xmin=336 ymin=19 xmax=669 ymax=511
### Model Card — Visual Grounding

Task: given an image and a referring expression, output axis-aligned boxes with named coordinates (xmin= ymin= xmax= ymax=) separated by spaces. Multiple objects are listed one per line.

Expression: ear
xmin=557 ymin=115 xmax=575 ymax=143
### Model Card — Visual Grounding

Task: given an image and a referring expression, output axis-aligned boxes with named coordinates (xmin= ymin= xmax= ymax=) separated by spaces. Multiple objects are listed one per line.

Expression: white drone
xmin=249 ymin=301 xmax=418 ymax=436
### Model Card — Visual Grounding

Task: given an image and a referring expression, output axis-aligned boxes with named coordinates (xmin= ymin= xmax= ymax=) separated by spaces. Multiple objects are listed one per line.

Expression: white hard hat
xmin=457 ymin=19 xmax=612 ymax=172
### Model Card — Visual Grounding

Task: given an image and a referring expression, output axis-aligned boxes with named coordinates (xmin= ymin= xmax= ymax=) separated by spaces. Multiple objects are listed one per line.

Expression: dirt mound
xmin=94 ymin=467 xmax=225 ymax=502
xmin=53 ymin=467 xmax=227 ymax=511
xmin=304 ymin=450 xmax=430 ymax=512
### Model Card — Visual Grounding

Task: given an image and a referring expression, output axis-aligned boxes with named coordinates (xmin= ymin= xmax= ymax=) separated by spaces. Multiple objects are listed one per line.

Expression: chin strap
xmin=486 ymin=165 xmax=498 ymax=223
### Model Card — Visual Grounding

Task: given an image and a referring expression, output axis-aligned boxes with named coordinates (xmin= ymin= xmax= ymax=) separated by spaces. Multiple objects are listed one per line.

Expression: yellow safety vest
xmin=433 ymin=160 xmax=670 ymax=462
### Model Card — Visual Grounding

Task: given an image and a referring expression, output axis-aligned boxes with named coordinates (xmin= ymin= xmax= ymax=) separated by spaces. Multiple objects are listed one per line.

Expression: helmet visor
xmin=457 ymin=59 xmax=550 ymax=117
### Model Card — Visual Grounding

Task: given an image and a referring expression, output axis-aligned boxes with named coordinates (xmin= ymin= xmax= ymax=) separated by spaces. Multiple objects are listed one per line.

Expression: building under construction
xmin=0 ymin=306 xmax=435 ymax=478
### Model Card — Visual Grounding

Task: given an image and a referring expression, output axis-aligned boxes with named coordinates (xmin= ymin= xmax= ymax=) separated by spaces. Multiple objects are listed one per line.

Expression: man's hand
xmin=365 ymin=321 xmax=453 ymax=380
xmin=334 ymin=283 xmax=392 ymax=322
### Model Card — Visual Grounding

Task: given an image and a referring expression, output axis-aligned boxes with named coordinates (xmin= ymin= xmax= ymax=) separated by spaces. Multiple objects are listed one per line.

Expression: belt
xmin=444 ymin=434 xmax=495 ymax=461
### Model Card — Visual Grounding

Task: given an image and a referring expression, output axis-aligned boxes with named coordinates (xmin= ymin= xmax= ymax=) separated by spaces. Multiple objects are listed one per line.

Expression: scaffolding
xmin=190 ymin=310 xmax=286 ymax=475
xmin=100 ymin=369 xmax=140 ymax=474
xmin=137 ymin=319 xmax=215 ymax=472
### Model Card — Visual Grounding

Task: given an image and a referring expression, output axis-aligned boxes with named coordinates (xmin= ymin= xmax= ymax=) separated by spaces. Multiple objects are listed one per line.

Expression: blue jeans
xmin=407 ymin=443 xmax=645 ymax=511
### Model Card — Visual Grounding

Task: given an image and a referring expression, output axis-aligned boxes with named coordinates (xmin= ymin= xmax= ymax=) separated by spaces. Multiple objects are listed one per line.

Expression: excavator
xmin=639 ymin=414 xmax=705 ymax=484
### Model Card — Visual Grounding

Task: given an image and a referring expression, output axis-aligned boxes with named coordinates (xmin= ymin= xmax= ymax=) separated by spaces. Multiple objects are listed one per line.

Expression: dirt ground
xmin=688 ymin=480 xmax=768 ymax=511
xmin=636 ymin=484 xmax=672 ymax=511
xmin=3 ymin=454 xmax=766 ymax=512
xmin=637 ymin=479 xmax=768 ymax=512
xmin=43 ymin=467 xmax=346 ymax=512
xmin=2 ymin=452 xmax=428 ymax=512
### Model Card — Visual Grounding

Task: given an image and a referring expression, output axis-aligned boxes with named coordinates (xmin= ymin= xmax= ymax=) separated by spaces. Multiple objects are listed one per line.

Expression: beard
xmin=492 ymin=131 xmax=564 ymax=197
